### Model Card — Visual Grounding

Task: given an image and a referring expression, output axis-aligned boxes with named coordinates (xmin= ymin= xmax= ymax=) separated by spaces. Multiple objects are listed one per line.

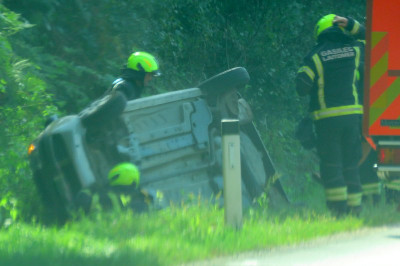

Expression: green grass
xmin=1 ymin=198 xmax=399 ymax=266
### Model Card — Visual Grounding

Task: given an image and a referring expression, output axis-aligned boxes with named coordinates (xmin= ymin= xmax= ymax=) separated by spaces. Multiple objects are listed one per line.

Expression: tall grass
xmin=1 ymin=198 xmax=399 ymax=266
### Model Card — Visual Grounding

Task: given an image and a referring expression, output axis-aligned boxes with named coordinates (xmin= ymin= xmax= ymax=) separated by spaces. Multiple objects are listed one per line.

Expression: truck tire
xmin=198 ymin=67 xmax=250 ymax=95
xmin=80 ymin=91 xmax=127 ymax=128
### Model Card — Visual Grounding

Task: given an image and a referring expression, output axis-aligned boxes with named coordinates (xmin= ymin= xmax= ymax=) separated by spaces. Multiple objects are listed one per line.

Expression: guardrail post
xmin=221 ymin=119 xmax=242 ymax=229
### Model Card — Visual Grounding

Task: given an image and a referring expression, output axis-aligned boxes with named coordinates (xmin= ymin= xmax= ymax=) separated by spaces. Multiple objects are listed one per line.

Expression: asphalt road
xmin=187 ymin=224 xmax=400 ymax=266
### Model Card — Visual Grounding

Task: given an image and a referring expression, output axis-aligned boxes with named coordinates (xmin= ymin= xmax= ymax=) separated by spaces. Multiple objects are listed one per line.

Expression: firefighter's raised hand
xmin=333 ymin=16 xmax=348 ymax=28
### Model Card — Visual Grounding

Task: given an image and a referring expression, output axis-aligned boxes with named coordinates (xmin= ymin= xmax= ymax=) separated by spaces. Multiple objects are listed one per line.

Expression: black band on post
xmin=221 ymin=119 xmax=239 ymax=135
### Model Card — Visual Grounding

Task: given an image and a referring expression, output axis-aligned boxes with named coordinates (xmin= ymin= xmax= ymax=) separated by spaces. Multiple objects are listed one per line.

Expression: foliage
xmin=0 ymin=202 xmax=374 ymax=266
xmin=1 ymin=199 xmax=399 ymax=265
xmin=0 ymin=5 xmax=58 ymax=225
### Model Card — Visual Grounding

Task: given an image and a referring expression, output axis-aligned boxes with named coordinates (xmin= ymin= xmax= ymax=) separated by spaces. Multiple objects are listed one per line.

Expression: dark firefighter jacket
xmin=107 ymin=68 xmax=145 ymax=100
xmin=296 ymin=17 xmax=365 ymax=120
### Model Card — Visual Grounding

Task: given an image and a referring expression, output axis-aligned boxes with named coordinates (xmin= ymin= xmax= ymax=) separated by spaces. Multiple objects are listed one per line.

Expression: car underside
xmin=28 ymin=67 xmax=288 ymax=222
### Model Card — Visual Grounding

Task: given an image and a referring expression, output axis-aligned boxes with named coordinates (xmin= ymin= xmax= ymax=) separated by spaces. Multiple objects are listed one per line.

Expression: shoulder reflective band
xmin=312 ymin=54 xmax=326 ymax=109
xmin=112 ymin=79 xmax=124 ymax=90
xmin=325 ymin=187 xmax=347 ymax=201
xmin=298 ymin=66 xmax=315 ymax=82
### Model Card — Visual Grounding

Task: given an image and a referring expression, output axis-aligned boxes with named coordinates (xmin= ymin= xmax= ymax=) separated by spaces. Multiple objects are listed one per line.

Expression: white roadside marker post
xmin=221 ymin=119 xmax=242 ymax=229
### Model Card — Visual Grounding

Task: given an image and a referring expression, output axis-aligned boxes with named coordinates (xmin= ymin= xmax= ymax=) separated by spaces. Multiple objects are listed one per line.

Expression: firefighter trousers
xmin=315 ymin=114 xmax=363 ymax=216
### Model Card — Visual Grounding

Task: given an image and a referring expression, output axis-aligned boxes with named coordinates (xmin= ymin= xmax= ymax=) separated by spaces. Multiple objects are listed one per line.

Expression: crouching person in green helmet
xmin=75 ymin=162 xmax=154 ymax=213
xmin=106 ymin=51 xmax=161 ymax=100
xmin=106 ymin=162 xmax=154 ymax=212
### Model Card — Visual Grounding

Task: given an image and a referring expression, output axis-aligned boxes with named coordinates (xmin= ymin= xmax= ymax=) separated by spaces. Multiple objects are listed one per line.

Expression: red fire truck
xmin=364 ymin=0 xmax=400 ymax=180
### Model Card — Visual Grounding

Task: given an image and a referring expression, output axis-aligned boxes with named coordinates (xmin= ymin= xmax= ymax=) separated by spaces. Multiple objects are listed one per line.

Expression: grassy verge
xmin=0 ymin=199 xmax=399 ymax=266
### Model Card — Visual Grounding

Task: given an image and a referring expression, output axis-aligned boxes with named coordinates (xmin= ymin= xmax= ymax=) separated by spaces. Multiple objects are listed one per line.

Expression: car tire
xmin=80 ymin=91 xmax=127 ymax=128
xmin=197 ymin=67 xmax=250 ymax=95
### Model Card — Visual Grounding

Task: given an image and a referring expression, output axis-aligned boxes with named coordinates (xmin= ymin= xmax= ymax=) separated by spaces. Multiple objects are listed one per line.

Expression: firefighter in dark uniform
xmin=296 ymin=14 xmax=365 ymax=216
xmin=106 ymin=51 xmax=161 ymax=100
xmin=75 ymin=162 xmax=153 ymax=213
xmin=101 ymin=52 xmax=161 ymax=165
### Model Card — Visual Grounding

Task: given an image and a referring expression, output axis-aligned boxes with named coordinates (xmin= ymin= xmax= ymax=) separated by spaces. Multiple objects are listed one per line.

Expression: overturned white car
xmin=28 ymin=67 xmax=288 ymax=221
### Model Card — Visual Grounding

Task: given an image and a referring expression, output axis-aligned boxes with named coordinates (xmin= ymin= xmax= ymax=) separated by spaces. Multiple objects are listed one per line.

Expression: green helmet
xmin=108 ymin=163 xmax=140 ymax=187
xmin=314 ymin=14 xmax=344 ymax=40
xmin=127 ymin=51 xmax=161 ymax=77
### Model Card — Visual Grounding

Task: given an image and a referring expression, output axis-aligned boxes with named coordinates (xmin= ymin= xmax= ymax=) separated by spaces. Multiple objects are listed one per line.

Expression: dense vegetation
xmin=0 ymin=0 xmax=366 ymax=224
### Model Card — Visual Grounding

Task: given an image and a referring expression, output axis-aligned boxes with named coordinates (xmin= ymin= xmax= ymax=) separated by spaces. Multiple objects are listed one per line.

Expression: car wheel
xmin=80 ymin=91 xmax=127 ymax=128
xmin=197 ymin=67 xmax=250 ymax=95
